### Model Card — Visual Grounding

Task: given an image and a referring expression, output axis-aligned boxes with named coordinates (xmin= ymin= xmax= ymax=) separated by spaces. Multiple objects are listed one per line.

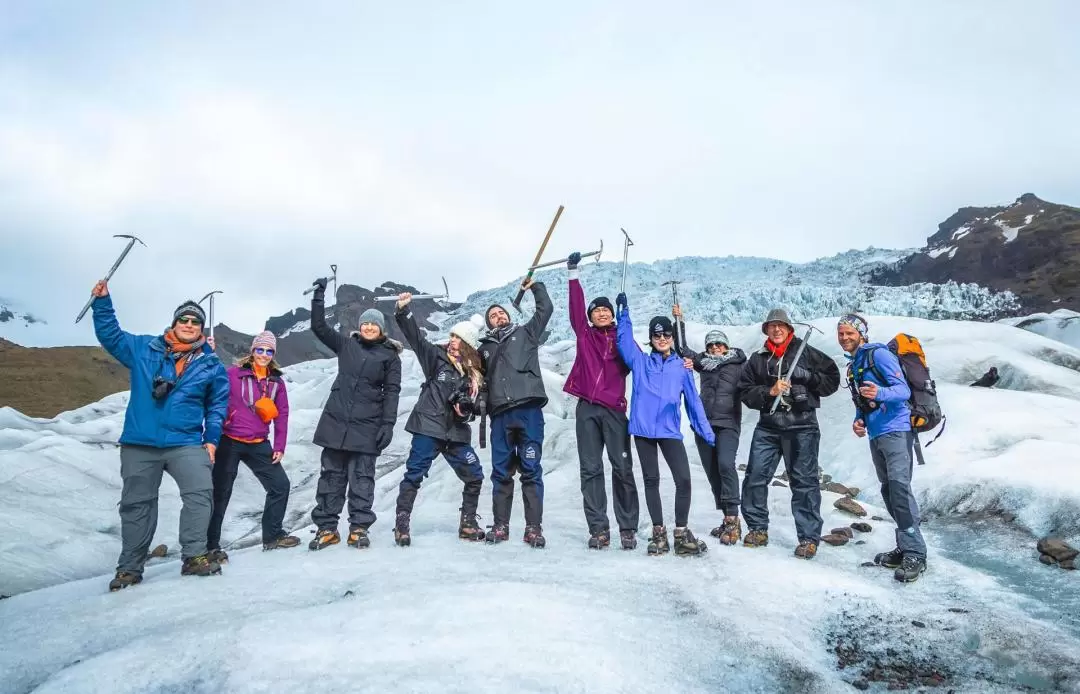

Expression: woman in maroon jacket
xmin=561 ymin=251 xmax=639 ymax=550
xmin=206 ymin=331 xmax=299 ymax=562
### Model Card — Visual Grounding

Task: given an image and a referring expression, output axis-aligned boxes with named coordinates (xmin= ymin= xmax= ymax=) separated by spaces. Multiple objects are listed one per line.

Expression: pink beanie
xmin=251 ymin=331 xmax=277 ymax=352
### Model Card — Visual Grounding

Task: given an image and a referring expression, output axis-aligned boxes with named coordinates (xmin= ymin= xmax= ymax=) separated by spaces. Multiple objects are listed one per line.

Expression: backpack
xmin=862 ymin=334 xmax=944 ymax=436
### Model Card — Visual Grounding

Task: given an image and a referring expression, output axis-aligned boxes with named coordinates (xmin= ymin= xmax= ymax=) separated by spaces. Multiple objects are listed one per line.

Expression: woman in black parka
xmin=308 ymin=278 xmax=402 ymax=551
xmin=391 ymin=292 xmax=486 ymax=546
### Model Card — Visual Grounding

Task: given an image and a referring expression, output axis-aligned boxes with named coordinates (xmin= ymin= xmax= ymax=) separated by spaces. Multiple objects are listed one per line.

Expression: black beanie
xmin=587 ymin=296 xmax=614 ymax=320
xmin=485 ymin=303 xmax=509 ymax=329
xmin=172 ymin=300 xmax=206 ymax=326
xmin=648 ymin=316 xmax=674 ymax=336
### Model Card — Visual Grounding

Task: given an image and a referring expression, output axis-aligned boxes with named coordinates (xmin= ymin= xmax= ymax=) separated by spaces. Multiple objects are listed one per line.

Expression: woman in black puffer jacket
xmin=308 ymin=278 xmax=402 ymax=552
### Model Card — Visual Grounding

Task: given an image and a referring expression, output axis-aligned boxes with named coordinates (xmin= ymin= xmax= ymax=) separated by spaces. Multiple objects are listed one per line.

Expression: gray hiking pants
xmin=118 ymin=444 xmax=213 ymax=575
xmin=870 ymin=431 xmax=927 ymax=558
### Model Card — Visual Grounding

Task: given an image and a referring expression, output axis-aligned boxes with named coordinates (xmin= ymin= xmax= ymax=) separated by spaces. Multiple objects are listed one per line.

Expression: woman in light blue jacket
xmin=615 ymin=292 xmax=713 ymax=556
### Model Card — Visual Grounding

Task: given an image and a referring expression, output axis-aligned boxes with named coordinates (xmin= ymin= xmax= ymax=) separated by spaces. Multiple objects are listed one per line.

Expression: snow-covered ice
xmin=1001 ymin=308 xmax=1080 ymax=351
xmin=2 ymin=315 xmax=1080 ymax=691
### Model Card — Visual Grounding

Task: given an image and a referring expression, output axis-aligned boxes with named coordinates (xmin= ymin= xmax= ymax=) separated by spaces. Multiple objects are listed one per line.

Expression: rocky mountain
xmin=0 ymin=337 xmax=127 ymax=418
xmin=869 ymin=193 xmax=1080 ymax=312
xmin=212 ymin=281 xmax=461 ymax=366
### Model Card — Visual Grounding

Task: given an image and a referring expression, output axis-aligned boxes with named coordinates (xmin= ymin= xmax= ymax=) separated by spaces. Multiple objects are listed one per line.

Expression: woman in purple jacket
xmin=615 ymin=292 xmax=713 ymax=557
xmin=562 ymin=251 xmax=639 ymax=551
xmin=206 ymin=331 xmax=298 ymax=562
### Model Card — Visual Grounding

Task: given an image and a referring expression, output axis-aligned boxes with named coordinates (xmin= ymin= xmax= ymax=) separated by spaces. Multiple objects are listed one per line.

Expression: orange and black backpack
xmin=862 ymin=333 xmax=945 ymax=439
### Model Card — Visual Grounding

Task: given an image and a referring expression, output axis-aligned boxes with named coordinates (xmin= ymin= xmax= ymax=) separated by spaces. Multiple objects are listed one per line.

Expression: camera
xmin=448 ymin=384 xmax=478 ymax=423
xmin=152 ymin=376 xmax=175 ymax=400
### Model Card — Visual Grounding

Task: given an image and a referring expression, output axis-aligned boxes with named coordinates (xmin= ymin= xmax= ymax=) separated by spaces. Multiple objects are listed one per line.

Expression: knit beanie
xmin=251 ymin=330 xmax=277 ymax=352
xmin=837 ymin=313 xmax=868 ymax=340
xmin=648 ymin=316 xmax=674 ymax=336
xmin=450 ymin=321 xmax=479 ymax=349
xmin=588 ymin=296 xmax=614 ymax=321
xmin=172 ymin=301 xmax=206 ymax=326
xmin=704 ymin=330 xmax=730 ymax=348
xmin=359 ymin=308 xmax=387 ymax=335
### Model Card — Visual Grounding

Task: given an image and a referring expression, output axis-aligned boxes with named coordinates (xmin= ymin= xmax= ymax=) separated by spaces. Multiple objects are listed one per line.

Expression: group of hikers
xmin=88 ymin=250 xmax=930 ymax=592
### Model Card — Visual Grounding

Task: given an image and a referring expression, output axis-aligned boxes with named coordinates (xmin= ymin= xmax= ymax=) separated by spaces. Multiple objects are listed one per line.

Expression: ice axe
xmin=198 ymin=290 xmax=223 ymax=339
xmin=769 ymin=322 xmax=824 ymax=415
xmin=75 ymin=234 xmax=147 ymax=323
xmin=619 ymin=228 xmax=634 ymax=294
xmin=373 ymin=277 xmax=451 ymax=303
xmin=661 ymin=278 xmax=688 ymax=350
xmin=303 ymin=264 xmax=339 ymax=297
xmin=511 ymin=205 xmax=564 ymax=312
xmin=526 ymin=240 xmax=603 ymax=271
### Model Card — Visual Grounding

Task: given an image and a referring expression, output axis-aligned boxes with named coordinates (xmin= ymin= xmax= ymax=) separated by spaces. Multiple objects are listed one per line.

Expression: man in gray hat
xmin=737 ymin=308 xmax=840 ymax=559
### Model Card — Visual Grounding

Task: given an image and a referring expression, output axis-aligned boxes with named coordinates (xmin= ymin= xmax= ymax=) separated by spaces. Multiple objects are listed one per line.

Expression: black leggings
xmin=634 ymin=436 xmax=692 ymax=527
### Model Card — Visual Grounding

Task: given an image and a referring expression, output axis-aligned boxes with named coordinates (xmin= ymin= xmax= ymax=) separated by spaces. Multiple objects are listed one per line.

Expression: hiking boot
xmin=523 ymin=525 xmax=546 ymax=548
xmin=108 ymin=571 xmax=142 ymax=592
xmin=894 ymin=555 xmax=927 ymax=583
xmin=794 ymin=540 xmax=818 ymax=560
xmin=347 ymin=526 xmax=371 ymax=549
xmin=673 ymin=527 xmax=707 ymax=556
xmin=180 ymin=554 xmax=222 ymax=577
xmin=309 ymin=528 xmax=340 ymax=551
xmin=393 ymin=512 xmax=411 ymax=547
xmin=207 ymin=548 xmax=229 ymax=564
xmin=485 ymin=523 xmax=510 ymax=544
xmin=459 ymin=513 xmax=486 ymax=542
xmin=713 ymin=516 xmax=742 ymax=546
xmin=620 ymin=529 xmax=638 ymax=550
xmin=263 ymin=535 xmax=301 ymax=551
xmin=743 ymin=529 xmax=769 ymax=548
xmin=647 ymin=525 xmax=670 ymax=555
xmin=588 ymin=529 xmax=611 ymax=550
xmin=875 ymin=547 xmax=904 ymax=569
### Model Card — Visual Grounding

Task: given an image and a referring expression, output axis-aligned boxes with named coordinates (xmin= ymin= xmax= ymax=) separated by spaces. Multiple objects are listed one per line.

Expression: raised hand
xmin=616 ymin=292 xmax=628 ymax=310
xmin=92 ymin=280 xmax=109 ymax=298
xmin=567 ymin=251 xmax=582 ymax=270
xmin=312 ymin=277 xmax=328 ymax=293
xmin=396 ymin=292 xmax=413 ymax=310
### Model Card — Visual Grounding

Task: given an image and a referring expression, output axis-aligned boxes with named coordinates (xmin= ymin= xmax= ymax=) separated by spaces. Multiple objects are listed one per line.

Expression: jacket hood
xmin=350 ymin=332 xmax=404 ymax=353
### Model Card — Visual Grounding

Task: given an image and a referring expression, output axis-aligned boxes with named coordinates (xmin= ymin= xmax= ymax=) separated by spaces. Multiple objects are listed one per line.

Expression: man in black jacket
xmin=675 ymin=318 xmax=748 ymax=546
xmin=392 ymin=292 xmax=486 ymax=545
xmin=308 ymin=278 xmax=403 ymax=551
xmin=738 ymin=308 xmax=840 ymax=560
xmin=478 ymin=278 xmax=554 ymax=548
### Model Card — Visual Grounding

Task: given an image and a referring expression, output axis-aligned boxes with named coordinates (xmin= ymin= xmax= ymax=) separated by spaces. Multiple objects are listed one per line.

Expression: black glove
xmin=788 ymin=365 xmax=812 ymax=386
xmin=312 ymin=277 xmax=328 ymax=297
xmin=567 ymin=251 xmax=581 ymax=270
xmin=375 ymin=425 xmax=393 ymax=451
xmin=616 ymin=292 xmax=628 ymax=310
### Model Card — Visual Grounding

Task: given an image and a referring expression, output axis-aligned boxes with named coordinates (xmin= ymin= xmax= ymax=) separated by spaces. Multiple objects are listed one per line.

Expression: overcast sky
xmin=2 ymin=1 xmax=1078 ymax=345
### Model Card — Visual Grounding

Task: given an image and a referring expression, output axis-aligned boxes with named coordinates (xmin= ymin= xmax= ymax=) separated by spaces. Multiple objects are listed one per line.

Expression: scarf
xmin=488 ymin=323 xmax=517 ymax=343
xmin=764 ymin=332 xmax=794 ymax=359
xmin=253 ymin=363 xmax=269 ymax=381
xmin=698 ymin=349 xmax=741 ymax=372
xmin=163 ymin=330 xmax=205 ymax=377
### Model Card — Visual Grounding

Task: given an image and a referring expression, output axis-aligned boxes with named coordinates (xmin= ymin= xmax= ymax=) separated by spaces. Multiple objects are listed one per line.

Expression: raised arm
xmin=394 ymin=302 xmax=440 ymax=379
xmin=309 ymin=280 xmax=343 ymax=353
xmin=524 ymin=281 xmax=554 ymax=338
xmin=568 ymin=269 xmax=588 ymax=337
xmin=91 ymin=292 xmax=139 ymax=369
xmin=683 ymin=369 xmax=715 ymax=444
xmin=614 ymin=294 xmax=644 ymax=371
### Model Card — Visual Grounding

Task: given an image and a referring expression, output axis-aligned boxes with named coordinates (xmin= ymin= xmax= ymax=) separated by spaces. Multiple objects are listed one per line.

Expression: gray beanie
xmin=704 ymin=330 xmax=729 ymax=348
xmin=172 ymin=300 xmax=206 ymax=326
xmin=761 ymin=307 xmax=794 ymax=334
xmin=359 ymin=308 xmax=387 ymax=334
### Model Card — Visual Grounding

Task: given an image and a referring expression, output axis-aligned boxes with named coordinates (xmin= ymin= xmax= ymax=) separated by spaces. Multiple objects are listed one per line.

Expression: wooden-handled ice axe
xmin=198 ymin=290 xmax=223 ymax=338
xmin=373 ymin=277 xmax=451 ymax=303
xmin=75 ymin=234 xmax=147 ymax=323
xmin=769 ymin=322 xmax=824 ymax=415
xmin=526 ymin=240 xmax=603 ymax=271
xmin=511 ymin=205 xmax=564 ymax=311
xmin=619 ymin=228 xmax=634 ymax=294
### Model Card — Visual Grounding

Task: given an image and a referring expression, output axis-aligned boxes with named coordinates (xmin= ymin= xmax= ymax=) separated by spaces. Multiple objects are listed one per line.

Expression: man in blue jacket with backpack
xmin=838 ymin=313 xmax=928 ymax=583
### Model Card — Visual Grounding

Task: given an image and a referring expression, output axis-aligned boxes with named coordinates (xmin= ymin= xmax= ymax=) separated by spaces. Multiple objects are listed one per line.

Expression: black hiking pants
xmin=207 ymin=437 xmax=291 ymax=548
xmin=694 ymin=425 xmax=741 ymax=517
xmin=576 ymin=400 xmax=639 ymax=534
xmin=742 ymin=425 xmax=823 ymax=543
xmin=634 ymin=436 xmax=692 ymax=528
xmin=311 ymin=447 xmax=377 ymax=531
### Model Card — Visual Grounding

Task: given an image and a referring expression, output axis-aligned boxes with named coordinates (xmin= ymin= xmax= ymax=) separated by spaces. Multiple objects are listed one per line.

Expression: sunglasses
xmin=253 ymin=348 xmax=275 ymax=356
xmin=652 ymin=332 xmax=673 ymax=339
xmin=176 ymin=316 xmax=203 ymax=326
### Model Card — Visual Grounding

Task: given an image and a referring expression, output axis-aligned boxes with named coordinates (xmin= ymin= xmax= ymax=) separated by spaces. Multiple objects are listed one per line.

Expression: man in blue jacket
xmin=839 ymin=313 xmax=927 ymax=583
xmin=90 ymin=279 xmax=230 ymax=591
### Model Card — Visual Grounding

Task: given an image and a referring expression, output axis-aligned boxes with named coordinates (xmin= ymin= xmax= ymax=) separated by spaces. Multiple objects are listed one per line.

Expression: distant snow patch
xmin=996 ymin=220 xmax=1021 ymax=244
xmin=927 ymin=246 xmax=955 ymax=259
xmin=948 ymin=246 xmax=958 ymax=259
xmin=1024 ymin=214 xmax=1035 ymax=225
xmin=278 ymin=319 xmax=310 ymax=339
xmin=952 ymin=226 xmax=972 ymax=241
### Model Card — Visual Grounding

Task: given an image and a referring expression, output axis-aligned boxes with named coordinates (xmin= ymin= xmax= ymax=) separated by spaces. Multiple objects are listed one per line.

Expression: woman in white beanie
xmin=207 ymin=330 xmax=298 ymax=563
xmin=391 ymin=292 xmax=486 ymax=546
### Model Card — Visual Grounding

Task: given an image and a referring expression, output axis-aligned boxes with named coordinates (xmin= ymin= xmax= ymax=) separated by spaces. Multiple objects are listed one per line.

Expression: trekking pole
xmin=526 ymin=241 xmax=602 ymax=271
xmin=913 ymin=434 xmax=926 ymax=465
xmin=619 ymin=228 xmax=634 ymax=294
xmin=769 ymin=322 xmax=824 ymax=415
xmin=511 ymin=205 xmax=564 ymax=311
xmin=75 ymin=235 xmax=148 ymax=323
xmin=373 ymin=277 xmax=451 ymax=302
xmin=198 ymin=290 xmax=223 ymax=339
